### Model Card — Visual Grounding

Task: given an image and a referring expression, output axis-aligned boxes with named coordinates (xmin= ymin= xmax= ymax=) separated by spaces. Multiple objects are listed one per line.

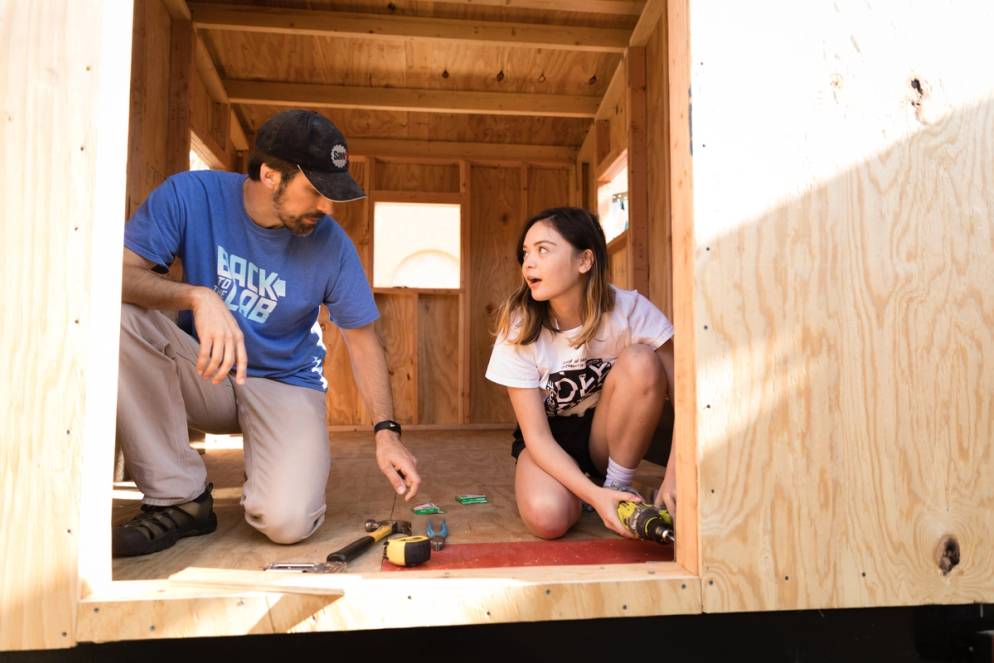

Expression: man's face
xmin=269 ymin=168 xmax=334 ymax=237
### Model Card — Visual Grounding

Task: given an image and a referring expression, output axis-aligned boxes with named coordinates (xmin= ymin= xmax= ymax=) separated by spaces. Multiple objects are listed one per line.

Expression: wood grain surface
xmin=1 ymin=0 xmax=133 ymax=650
xmin=690 ymin=1 xmax=994 ymax=612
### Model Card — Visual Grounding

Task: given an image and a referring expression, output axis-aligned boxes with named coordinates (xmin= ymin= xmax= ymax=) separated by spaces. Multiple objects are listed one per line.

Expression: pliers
xmin=426 ymin=518 xmax=448 ymax=551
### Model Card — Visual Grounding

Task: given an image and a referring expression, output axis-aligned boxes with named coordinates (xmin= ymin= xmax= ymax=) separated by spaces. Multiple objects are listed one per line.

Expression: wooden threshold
xmin=79 ymin=562 xmax=699 ymax=641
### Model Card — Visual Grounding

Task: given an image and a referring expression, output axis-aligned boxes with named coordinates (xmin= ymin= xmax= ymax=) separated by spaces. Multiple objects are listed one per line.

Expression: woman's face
xmin=520 ymin=220 xmax=592 ymax=304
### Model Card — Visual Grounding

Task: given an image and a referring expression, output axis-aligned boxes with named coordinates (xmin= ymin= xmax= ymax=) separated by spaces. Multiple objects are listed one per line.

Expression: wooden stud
xmin=459 ymin=160 xmax=471 ymax=425
xmin=626 ymin=46 xmax=650 ymax=296
xmin=188 ymin=3 xmax=629 ymax=53
xmin=665 ymin=0 xmax=697 ymax=578
xmin=165 ymin=18 xmax=193 ymax=176
xmin=224 ymin=80 xmax=600 ymax=118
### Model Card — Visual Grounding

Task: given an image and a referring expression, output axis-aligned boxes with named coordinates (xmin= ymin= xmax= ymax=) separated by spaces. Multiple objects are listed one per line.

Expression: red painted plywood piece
xmin=380 ymin=538 xmax=673 ymax=571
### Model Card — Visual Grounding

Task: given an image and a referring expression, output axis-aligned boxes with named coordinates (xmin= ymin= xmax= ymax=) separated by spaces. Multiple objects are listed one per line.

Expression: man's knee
xmin=245 ymin=502 xmax=326 ymax=545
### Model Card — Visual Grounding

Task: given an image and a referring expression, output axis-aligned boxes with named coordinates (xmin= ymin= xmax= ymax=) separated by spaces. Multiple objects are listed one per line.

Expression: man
xmin=113 ymin=109 xmax=420 ymax=557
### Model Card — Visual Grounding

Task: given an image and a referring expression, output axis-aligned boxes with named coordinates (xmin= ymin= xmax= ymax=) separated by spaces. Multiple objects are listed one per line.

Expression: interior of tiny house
xmin=113 ymin=0 xmax=687 ymax=587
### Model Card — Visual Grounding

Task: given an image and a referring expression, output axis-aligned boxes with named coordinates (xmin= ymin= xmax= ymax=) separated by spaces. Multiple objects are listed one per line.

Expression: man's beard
xmin=273 ymin=180 xmax=324 ymax=237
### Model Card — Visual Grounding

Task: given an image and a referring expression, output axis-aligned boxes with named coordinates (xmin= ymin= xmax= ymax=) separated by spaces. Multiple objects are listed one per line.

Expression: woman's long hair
xmin=494 ymin=207 xmax=614 ymax=348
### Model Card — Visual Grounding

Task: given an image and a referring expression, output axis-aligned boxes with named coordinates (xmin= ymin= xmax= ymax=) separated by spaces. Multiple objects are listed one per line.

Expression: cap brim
xmin=301 ymin=168 xmax=366 ymax=202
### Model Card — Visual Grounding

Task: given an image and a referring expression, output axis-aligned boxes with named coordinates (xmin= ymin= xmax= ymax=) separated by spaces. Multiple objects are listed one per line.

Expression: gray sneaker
xmin=602 ymin=479 xmax=644 ymax=501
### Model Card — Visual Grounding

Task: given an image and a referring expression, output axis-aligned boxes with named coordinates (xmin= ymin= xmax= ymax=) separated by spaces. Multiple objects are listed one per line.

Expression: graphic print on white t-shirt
xmin=545 ymin=357 xmax=613 ymax=416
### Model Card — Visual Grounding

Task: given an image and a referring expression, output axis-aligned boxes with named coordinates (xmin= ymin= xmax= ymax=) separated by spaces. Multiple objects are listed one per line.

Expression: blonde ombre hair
xmin=495 ymin=207 xmax=614 ymax=348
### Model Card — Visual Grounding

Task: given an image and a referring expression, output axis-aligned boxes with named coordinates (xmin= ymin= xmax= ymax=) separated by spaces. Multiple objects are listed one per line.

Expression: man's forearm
xmin=343 ymin=325 xmax=395 ymax=423
xmin=123 ymin=265 xmax=205 ymax=311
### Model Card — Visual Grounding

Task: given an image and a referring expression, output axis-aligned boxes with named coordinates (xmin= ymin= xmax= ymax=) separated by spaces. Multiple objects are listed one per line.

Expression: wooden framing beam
xmin=665 ymin=0 xmax=698 ymax=577
xmin=629 ymin=0 xmax=665 ymax=46
xmin=348 ymin=139 xmax=576 ymax=165
xmin=435 ymin=0 xmax=645 ymax=15
xmin=188 ymin=3 xmax=629 ymax=53
xmin=224 ymin=80 xmax=599 ymax=118
xmin=229 ymin=109 xmax=249 ymax=152
xmin=626 ymin=46 xmax=649 ymax=296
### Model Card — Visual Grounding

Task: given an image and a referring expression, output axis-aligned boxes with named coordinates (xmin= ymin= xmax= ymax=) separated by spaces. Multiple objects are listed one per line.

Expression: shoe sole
xmin=114 ymin=512 xmax=218 ymax=558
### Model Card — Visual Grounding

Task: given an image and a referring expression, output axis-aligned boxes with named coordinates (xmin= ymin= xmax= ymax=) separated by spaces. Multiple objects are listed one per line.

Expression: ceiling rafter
xmin=188 ymin=3 xmax=630 ymax=53
xmin=432 ymin=0 xmax=645 ymax=16
xmin=225 ymin=80 xmax=599 ymax=118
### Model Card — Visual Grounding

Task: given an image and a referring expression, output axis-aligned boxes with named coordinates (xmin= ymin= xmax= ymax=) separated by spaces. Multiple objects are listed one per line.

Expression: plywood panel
xmin=469 ymin=166 xmax=521 ymax=423
xmin=692 ymin=1 xmax=994 ymax=612
xmin=324 ymin=161 xmax=371 ymax=426
xmin=418 ymin=294 xmax=461 ymax=424
xmin=374 ymin=293 xmax=419 ymax=425
xmin=322 ymin=310 xmax=368 ymax=426
xmin=526 ymin=167 xmax=572 ymax=216
xmin=375 ymin=162 xmax=461 ymax=192
xmin=1 ymin=0 xmax=133 ymax=650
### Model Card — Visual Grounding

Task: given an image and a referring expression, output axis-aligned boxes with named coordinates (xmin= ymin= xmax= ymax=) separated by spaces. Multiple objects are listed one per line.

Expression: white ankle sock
xmin=604 ymin=457 xmax=636 ymax=488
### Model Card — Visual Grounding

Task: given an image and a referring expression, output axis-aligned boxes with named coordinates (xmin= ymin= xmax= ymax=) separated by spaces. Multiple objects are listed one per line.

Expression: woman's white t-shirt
xmin=485 ymin=286 xmax=674 ymax=418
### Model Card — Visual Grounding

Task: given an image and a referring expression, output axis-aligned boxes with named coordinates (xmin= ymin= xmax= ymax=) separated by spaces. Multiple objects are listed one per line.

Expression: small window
xmin=597 ymin=163 xmax=628 ymax=244
xmin=373 ymin=202 xmax=461 ymax=289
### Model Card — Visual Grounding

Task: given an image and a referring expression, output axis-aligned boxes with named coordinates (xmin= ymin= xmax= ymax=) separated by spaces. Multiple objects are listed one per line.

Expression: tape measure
xmin=384 ymin=535 xmax=432 ymax=567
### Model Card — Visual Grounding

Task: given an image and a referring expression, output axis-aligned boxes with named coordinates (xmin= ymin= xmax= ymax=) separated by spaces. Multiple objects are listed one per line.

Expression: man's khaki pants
xmin=117 ymin=304 xmax=330 ymax=544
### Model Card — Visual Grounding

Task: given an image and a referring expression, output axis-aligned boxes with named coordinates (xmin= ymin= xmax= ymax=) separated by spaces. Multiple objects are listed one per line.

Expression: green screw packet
xmin=455 ymin=494 xmax=488 ymax=505
xmin=413 ymin=502 xmax=446 ymax=515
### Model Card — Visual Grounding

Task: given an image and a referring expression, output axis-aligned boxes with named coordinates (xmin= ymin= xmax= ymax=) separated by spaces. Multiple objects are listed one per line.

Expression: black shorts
xmin=511 ymin=408 xmax=604 ymax=482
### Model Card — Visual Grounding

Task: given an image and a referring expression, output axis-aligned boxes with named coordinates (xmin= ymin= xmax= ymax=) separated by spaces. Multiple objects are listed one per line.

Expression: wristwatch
xmin=373 ymin=419 xmax=402 ymax=435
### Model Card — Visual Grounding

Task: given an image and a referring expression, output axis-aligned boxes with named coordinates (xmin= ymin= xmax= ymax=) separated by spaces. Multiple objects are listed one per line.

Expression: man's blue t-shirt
xmin=124 ymin=170 xmax=379 ymax=392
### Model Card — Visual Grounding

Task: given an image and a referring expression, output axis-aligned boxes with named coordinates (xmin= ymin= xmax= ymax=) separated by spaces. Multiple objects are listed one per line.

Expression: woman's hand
xmin=588 ymin=486 xmax=643 ymax=539
xmin=654 ymin=460 xmax=677 ymax=519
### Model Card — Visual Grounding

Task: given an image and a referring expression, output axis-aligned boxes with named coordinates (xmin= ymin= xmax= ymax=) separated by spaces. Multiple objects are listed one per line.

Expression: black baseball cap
xmin=254 ymin=109 xmax=366 ymax=202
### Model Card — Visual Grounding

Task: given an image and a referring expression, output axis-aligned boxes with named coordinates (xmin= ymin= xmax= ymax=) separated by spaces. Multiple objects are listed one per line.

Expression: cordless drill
xmin=616 ymin=501 xmax=674 ymax=544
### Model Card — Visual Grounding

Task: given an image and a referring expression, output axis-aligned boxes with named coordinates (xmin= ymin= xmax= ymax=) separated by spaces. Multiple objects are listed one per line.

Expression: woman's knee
xmin=613 ymin=344 xmax=664 ymax=391
xmin=518 ymin=494 xmax=579 ymax=539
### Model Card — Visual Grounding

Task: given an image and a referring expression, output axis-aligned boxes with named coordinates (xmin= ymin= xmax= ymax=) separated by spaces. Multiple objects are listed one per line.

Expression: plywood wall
xmin=1 ymin=0 xmax=133 ymax=650
xmin=468 ymin=165 xmax=523 ymax=424
xmin=690 ymin=1 xmax=994 ymax=612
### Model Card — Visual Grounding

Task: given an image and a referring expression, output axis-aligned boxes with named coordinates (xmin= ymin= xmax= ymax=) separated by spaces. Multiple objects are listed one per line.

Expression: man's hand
xmin=588 ymin=486 xmax=642 ymax=539
xmin=374 ymin=430 xmax=421 ymax=501
xmin=654 ymin=459 xmax=677 ymax=519
xmin=191 ymin=288 xmax=247 ymax=385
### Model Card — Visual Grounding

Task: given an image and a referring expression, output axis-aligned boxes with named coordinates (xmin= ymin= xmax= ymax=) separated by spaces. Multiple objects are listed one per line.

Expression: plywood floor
xmin=112 ymin=430 xmax=666 ymax=580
